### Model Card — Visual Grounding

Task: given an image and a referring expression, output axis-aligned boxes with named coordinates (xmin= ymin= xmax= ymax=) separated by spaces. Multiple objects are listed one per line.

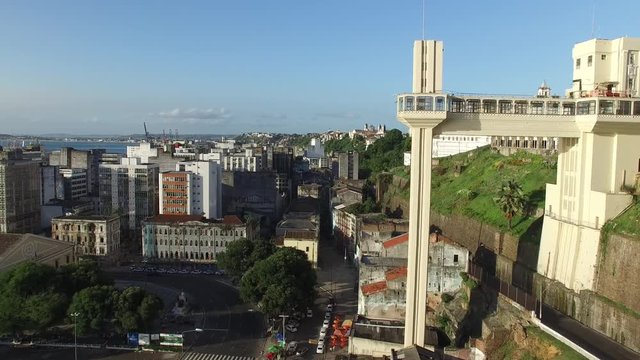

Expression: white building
xmin=304 ymin=138 xmax=329 ymax=169
xmin=127 ymin=142 xmax=158 ymax=162
xmin=141 ymin=214 xmax=252 ymax=262
xmin=222 ymin=149 xmax=263 ymax=172
xmin=397 ymin=36 xmax=640 ymax=346
xmin=432 ymin=135 xmax=492 ymax=158
xmin=158 ymin=160 xmax=222 ymax=219
xmin=99 ymin=157 xmax=159 ymax=232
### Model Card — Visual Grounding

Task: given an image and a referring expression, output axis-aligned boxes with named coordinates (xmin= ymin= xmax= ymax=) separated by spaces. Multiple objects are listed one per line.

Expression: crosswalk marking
xmin=181 ymin=352 xmax=257 ymax=360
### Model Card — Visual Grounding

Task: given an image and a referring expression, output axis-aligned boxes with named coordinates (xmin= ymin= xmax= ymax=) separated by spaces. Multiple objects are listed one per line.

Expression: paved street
xmin=540 ymin=304 xmax=640 ymax=360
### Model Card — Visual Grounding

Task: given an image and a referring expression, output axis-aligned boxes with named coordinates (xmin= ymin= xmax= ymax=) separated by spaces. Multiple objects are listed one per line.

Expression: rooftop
xmin=0 ymin=234 xmax=22 ymax=257
xmin=283 ymin=230 xmax=317 ymax=241
xmin=145 ymin=214 xmax=245 ymax=225
xmin=361 ymin=280 xmax=387 ymax=296
xmin=53 ymin=214 xmax=119 ymax=221
xmin=385 ymin=266 xmax=408 ymax=281
xmin=383 ymin=233 xmax=409 ymax=248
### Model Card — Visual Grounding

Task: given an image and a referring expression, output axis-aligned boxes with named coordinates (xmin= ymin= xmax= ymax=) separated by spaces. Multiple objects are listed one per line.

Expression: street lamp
xmin=70 ymin=312 xmax=79 ymax=360
xmin=279 ymin=314 xmax=289 ymax=356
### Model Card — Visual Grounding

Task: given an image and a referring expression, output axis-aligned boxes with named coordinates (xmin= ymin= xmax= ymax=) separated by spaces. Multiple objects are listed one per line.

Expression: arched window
xmin=199 ymin=240 xmax=203 ymax=246
xmin=190 ymin=240 xmax=193 ymax=246
xmin=169 ymin=239 xmax=173 ymax=246
xmin=215 ymin=241 xmax=218 ymax=247
xmin=205 ymin=253 xmax=209 ymax=260
xmin=205 ymin=241 xmax=208 ymax=247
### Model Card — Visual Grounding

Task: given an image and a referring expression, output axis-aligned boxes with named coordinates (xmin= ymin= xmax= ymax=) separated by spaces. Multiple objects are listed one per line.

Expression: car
xmin=322 ymin=319 xmax=330 ymax=327
xmin=316 ymin=344 xmax=324 ymax=354
xmin=296 ymin=347 xmax=309 ymax=356
xmin=319 ymin=327 xmax=327 ymax=337
xmin=285 ymin=324 xmax=298 ymax=332
xmin=287 ymin=320 xmax=300 ymax=327
xmin=326 ymin=304 xmax=333 ymax=312
xmin=306 ymin=309 xmax=313 ymax=318
xmin=317 ymin=337 xmax=325 ymax=346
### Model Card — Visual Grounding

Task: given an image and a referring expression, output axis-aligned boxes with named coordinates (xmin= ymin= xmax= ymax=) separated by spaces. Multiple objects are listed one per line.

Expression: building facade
xmin=59 ymin=168 xmax=88 ymax=203
xmin=99 ymin=157 xmax=159 ymax=232
xmin=141 ymin=214 xmax=253 ymax=262
xmin=51 ymin=215 xmax=121 ymax=256
xmin=337 ymin=151 xmax=359 ymax=180
xmin=176 ymin=161 xmax=222 ymax=219
xmin=0 ymin=149 xmax=41 ymax=234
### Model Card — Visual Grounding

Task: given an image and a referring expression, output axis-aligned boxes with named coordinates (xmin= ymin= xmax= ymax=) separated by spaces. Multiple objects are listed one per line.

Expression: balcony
xmin=397 ymin=93 xmax=640 ymax=117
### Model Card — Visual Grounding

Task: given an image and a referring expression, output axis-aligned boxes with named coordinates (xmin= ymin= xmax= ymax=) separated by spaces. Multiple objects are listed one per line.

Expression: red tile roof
xmin=383 ymin=232 xmax=408 ymax=248
xmin=361 ymin=280 xmax=387 ymax=296
xmin=385 ymin=267 xmax=408 ymax=281
xmin=222 ymin=215 xmax=244 ymax=225
xmin=147 ymin=214 xmax=204 ymax=223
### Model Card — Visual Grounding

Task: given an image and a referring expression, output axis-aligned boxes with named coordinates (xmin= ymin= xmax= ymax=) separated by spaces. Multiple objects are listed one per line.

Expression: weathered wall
xmin=594 ymin=234 xmax=640 ymax=313
xmin=430 ymin=212 xmax=522 ymax=263
xmin=533 ymin=274 xmax=640 ymax=353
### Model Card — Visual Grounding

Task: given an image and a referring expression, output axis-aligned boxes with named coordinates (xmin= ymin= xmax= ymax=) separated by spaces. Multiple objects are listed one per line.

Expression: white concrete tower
xmin=400 ymin=40 xmax=445 ymax=347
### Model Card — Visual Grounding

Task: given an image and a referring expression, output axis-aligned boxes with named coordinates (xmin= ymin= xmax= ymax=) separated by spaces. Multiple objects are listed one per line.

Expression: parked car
xmin=306 ymin=309 xmax=313 ymax=318
xmin=316 ymin=344 xmax=324 ymax=354
xmin=319 ymin=326 xmax=327 ymax=337
xmin=324 ymin=312 xmax=331 ymax=320
xmin=296 ymin=347 xmax=309 ymax=356
xmin=326 ymin=304 xmax=333 ymax=312
xmin=285 ymin=324 xmax=298 ymax=333
xmin=322 ymin=319 xmax=330 ymax=327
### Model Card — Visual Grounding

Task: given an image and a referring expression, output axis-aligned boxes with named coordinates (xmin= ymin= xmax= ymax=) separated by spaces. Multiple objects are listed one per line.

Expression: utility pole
xmin=279 ymin=314 xmax=289 ymax=358
xmin=71 ymin=312 xmax=79 ymax=360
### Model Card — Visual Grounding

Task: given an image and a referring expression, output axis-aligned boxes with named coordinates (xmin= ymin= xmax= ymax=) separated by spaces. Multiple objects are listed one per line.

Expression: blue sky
xmin=0 ymin=0 xmax=639 ymax=135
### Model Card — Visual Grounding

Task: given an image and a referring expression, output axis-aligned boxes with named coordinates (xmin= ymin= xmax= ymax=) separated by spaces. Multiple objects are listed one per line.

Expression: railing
xmin=468 ymin=261 xmax=537 ymax=311
xmin=397 ymin=93 xmax=640 ymax=117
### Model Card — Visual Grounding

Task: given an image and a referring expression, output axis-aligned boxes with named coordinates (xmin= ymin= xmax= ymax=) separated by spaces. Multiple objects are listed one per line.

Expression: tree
xmin=217 ymin=238 xmax=275 ymax=278
xmin=0 ymin=262 xmax=68 ymax=335
xmin=494 ymin=180 xmax=527 ymax=229
xmin=239 ymin=247 xmax=317 ymax=317
xmin=67 ymin=285 xmax=118 ymax=335
xmin=57 ymin=259 xmax=112 ymax=297
xmin=113 ymin=287 xmax=163 ymax=333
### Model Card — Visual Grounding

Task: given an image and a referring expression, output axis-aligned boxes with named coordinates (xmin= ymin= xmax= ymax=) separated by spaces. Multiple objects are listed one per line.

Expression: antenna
xmin=591 ymin=1 xmax=596 ymax=39
xmin=422 ymin=0 xmax=426 ymax=40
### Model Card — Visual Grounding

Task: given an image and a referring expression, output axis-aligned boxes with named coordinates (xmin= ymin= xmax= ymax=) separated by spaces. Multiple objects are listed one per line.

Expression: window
xmin=601 ymin=54 xmax=607 ymax=60
xmin=576 ymin=58 xmax=581 ymax=69
xmin=454 ymin=254 xmax=459 ymax=263
xmin=588 ymin=55 xmax=593 ymax=67
xmin=306 ymin=246 xmax=309 ymax=252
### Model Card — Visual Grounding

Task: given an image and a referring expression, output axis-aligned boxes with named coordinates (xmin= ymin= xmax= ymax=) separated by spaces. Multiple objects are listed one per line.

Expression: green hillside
xmin=393 ymin=146 xmax=557 ymax=240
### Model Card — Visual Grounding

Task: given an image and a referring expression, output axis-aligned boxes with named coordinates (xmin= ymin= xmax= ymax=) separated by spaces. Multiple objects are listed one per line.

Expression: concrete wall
xmin=534 ymin=273 xmax=640 ymax=353
xmin=348 ymin=336 xmax=401 ymax=357
xmin=594 ymin=234 xmax=640 ymax=314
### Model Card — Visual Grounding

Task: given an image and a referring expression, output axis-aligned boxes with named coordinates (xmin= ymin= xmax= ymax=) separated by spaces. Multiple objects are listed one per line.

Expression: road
xmin=540 ymin=304 xmax=640 ymax=360
xmin=108 ymin=270 xmax=266 ymax=358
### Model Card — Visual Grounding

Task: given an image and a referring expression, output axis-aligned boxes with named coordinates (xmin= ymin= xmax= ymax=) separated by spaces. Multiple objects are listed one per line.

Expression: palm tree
xmin=494 ymin=180 xmax=527 ymax=229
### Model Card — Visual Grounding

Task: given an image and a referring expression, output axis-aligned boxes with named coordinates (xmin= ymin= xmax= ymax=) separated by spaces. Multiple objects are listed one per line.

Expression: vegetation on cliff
xmin=391 ymin=146 xmax=557 ymax=239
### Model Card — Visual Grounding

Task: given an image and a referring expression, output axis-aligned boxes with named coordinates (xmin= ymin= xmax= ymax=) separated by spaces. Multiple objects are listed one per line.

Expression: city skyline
xmin=1 ymin=0 xmax=639 ymax=135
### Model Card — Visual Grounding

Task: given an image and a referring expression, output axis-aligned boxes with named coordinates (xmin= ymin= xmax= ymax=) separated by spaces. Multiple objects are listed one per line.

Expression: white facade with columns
xmin=397 ymin=37 xmax=640 ymax=347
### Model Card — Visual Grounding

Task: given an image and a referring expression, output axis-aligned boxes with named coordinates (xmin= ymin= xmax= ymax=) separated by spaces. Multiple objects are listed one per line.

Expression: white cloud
xmin=152 ymin=108 xmax=231 ymax=122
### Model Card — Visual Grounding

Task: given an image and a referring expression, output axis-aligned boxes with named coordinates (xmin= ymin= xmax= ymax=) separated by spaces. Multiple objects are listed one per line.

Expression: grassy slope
xmin=606 ymin=199 xmax=640 ymax=238
xmin=492 ymin=327 xmax=587 ymax=360
xmin=425 ymin=146 xmax=556 ymax=239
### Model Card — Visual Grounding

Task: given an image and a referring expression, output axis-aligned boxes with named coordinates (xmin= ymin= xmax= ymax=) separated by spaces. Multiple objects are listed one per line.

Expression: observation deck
xmin=397 ymin=93 xmax=640 ymax=137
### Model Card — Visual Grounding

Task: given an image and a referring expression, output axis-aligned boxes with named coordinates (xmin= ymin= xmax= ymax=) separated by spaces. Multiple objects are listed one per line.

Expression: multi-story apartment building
xmin=0 ymin=149 xmax=41 ymax=233
xmin=51 ymin=214 xmax=120 ymax=256
xmin=59 ymin=168 xmax=88 ymax=203
xmin=49 ymin=147 xmax=100 ymax=196
xmin=160 ymin=171 xmax=192 ymax=215
xmin=127 ymin=142 xmax=181 ymax=172
xmin=99 ymin=157 xmax=159 ymax=232
xmin=221 ymin=149 xmax=262 ymax=172
xmin=175 ymin=161 xmax=222 ymax=219
xmin=141 ymin=214 xmax=253 ymax=262
xmin=337 ymin=151 xmax=359 ymax=180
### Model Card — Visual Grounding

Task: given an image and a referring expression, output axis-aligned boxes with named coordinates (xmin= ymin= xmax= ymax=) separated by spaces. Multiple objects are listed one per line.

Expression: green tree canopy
xmin=67 ymin=285 xmax=118 ymax=335
xmin=113 ymin=286 xmax=163 ymax=333
xmin=494 ymin=180 xmax=527 ymax=229
xmin=57 ymin=259 xmax=113 ymax=297
xmin=239 ymin=247 xmax=317 ymax=317
xmin=217 ymin=238 xmax=275 ymax=278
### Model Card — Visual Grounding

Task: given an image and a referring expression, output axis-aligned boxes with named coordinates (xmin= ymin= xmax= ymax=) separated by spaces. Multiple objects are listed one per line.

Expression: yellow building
xmin=279 ymin=230 xmax=318 ymax=268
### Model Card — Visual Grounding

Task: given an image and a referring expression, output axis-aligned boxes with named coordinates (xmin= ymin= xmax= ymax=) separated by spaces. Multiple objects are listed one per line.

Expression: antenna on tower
xmin=591 ymin=1 xmax=596 ymax=39
xmin=422 ymin=0 xmax=426 ymax=40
